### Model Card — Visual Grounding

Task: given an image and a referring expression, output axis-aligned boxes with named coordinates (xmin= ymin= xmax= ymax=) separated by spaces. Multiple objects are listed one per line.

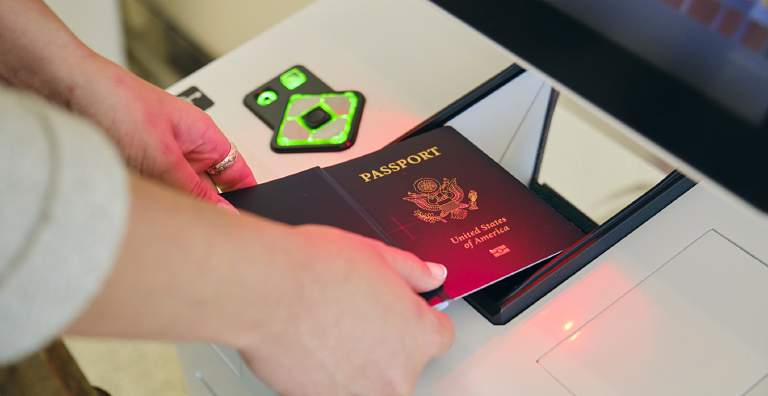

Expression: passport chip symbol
xmin=490 ymin=245 xmax=510 ymax=258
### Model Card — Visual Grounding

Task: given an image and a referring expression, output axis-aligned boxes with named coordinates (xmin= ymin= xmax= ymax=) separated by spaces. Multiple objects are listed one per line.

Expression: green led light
xmin=256 ymin=90 xmax=277 ymax=106
xmin=276 ymin=92 xmax=359 ymax=147
xmin=280 ymin=68 xmax=307 ymax=90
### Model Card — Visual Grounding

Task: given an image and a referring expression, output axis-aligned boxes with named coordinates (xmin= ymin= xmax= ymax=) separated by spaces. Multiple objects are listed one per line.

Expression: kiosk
xmin=170 ymin=1 xmax=768 ymax=394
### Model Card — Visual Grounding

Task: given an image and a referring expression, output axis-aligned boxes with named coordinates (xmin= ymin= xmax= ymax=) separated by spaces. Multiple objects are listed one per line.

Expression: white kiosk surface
xmin=166 ymin=0 xmax=512 ymax=183
xmin=538 ymin=230 xmax=768 ymax=396
xmin=170 ymin=1 xmax=768 ymax=395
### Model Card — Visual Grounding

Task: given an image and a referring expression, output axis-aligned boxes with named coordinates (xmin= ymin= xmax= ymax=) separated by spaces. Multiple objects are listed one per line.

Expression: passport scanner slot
xmin=410 ymin=66 xmax=678 ymax=325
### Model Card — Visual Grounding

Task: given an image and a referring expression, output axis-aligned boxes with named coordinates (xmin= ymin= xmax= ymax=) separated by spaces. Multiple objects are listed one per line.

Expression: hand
xmin=236 ymin=225 xmax=454 ymax=396
xmin=68 ymin=178 xmax=455 ymax=396
xmin=70 ymin=61 xmax=256 ymax=209
xmin=0 ymin=0 xmax=255 ymax=209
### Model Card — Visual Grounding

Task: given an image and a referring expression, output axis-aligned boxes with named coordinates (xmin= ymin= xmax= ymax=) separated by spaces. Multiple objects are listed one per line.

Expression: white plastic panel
xmin=447 ymin=71 xmax=544 ymax=163
xmin=498 ymin=82 xmax=550 ymax=185
xmin=177 ymin=343 xmax=256 ymax=396
xmin=537 ymin=94 xmax=668 ymax=223
xmin=211 ymin=343 xmax=242 ymax=376
xmin=745 ymin=374 xmax=768 ymax=395
xmin=539 ymin=230 xmax=768 ymax=396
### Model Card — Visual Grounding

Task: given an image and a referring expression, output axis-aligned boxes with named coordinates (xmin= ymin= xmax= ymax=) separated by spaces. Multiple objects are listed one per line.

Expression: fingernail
xmin=217 ymin=201 xmax=240 ymax=214
xmin=426 ymin=262 xmax=447 ymax=280
xmin=432 ymin=300 xmax=451 ymax=311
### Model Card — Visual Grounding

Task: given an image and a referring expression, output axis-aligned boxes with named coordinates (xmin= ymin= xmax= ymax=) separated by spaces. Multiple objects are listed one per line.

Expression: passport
xmin=222 ymin=127 xmax=583 ymax=305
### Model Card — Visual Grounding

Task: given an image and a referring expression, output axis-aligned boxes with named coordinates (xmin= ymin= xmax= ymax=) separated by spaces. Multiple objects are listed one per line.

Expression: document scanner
xmin=168 ymin=0 xmax=768 ymax=395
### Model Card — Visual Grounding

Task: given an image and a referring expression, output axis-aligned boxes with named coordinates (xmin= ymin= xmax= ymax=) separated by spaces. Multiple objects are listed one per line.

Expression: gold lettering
xmin=417 ymin=150 xmax=433 ymax=161
xmin=407 ymin=155 xmax=421 ymax=164
xmin=360 ymin=146 xmax=441 ymax=183
xmin=474 ymin=226 xmax=510 ymax=245
xmin=481 ymin=218 xmax=508 ymax=231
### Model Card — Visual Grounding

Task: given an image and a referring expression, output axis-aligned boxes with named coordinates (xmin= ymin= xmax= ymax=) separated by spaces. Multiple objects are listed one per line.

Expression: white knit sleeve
xmin=0 ymin=87 xmax=129 ymax=364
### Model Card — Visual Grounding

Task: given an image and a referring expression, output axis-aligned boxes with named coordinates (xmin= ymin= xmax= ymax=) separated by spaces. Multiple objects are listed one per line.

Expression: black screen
xmin=430 ymin=0 xmax=768 ymax=212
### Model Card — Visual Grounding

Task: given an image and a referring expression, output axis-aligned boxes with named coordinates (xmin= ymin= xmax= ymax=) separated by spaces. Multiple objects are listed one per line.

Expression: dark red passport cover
xmin=222 ymin=127 xmax=583 ymax=305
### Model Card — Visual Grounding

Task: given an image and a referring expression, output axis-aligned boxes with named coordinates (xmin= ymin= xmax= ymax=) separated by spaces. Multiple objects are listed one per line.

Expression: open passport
xmin=222 ymin=127 xmax=583 ymax=306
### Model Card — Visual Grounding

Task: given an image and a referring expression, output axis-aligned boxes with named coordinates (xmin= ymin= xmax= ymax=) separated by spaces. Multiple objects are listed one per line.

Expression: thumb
xmin=381 ymin=248 xmax=447 ymax=293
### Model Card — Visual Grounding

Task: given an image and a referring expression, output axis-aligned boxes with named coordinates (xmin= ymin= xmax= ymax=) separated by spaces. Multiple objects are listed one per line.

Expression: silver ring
xmin=206 ymin=141 xmax=239 ymax=175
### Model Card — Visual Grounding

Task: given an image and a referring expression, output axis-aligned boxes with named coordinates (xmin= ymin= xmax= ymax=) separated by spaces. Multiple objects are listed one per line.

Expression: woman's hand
xmin=237 ymin=224 xmax=453 ymax=396
xmin=0 ymin=0 xmax=256 ymax=209
xmin=68 ymin=177 xmax=455 ymax=396
xmin=69 ymin=61 xmax=257 ymax=209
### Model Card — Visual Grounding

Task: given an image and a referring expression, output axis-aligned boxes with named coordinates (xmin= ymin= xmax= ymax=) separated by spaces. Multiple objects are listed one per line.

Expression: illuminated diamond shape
xmin=276 ymin=92 xmax=361 ymax=148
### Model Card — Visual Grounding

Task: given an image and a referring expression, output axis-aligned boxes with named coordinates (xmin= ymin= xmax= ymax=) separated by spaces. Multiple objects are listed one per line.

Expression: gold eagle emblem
xmin=404 ymin=178 xmax=478 ymax=223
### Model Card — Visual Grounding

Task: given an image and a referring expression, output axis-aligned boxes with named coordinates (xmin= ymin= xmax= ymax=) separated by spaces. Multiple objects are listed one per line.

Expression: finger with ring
xmin=206 ymin=141 xmax=238 ymax=175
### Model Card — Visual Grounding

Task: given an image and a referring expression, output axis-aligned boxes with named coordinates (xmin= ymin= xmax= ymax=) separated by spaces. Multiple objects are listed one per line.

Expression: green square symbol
xmin=280 ymin=68 xmax=307 ymax=90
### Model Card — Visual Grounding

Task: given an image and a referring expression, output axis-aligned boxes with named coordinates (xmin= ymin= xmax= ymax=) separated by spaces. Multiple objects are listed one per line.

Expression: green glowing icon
xmin=280 ymin=68 xmax=307 ymax=90
xmin=256 ymin=90 xmax=277 ymax=106
xmin=275 ymin=92 xmax=360 ymax=148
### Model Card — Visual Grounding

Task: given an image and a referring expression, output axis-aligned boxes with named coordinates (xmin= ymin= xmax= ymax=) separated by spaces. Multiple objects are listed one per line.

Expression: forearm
xmin=0 ymin=0 xmax=104 ymax=108
xmin=64 ymin=171 xmax=451 ymax=347
xmin=64 ymin=174 xmax=285 ymax=346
